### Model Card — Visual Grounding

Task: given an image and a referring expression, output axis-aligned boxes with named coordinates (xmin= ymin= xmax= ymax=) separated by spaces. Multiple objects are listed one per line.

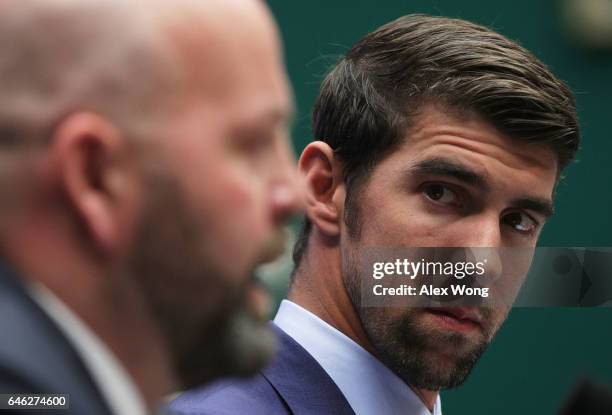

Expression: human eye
xmin=240 ymin=133 xmax=275 ymax=154
xmin=501 ymin=211 xmax=538 ymax=235
xmin=421 ymin=183 xmax=461 ymax=207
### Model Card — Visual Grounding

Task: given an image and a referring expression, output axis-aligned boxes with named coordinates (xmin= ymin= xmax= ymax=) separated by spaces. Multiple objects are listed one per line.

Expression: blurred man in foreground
xmin=0 ymin=0 xmax=301 ymax=414
xmin=171 ymin=15 xmax=580 ymax=415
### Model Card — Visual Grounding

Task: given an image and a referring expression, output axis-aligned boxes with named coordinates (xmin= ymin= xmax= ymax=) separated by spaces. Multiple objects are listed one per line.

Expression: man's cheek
xmin=367 ymin=214 xmax=435 ymax=246
xmin=484 ymin=311 xmax=508 ymax=339
xmin=220 ymin=180 xmax=269 ymax=247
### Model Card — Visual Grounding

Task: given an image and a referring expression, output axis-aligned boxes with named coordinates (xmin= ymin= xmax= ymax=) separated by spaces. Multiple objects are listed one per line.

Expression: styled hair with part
xmin=292 ymin=14 xmax=580 ymax=269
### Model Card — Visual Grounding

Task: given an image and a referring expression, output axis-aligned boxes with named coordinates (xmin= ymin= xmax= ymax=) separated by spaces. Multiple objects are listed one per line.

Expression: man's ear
xmin=48 ymin=112 xmax=139 ymax=256
xmin=298 ymin=141 xmax=345 ymax=237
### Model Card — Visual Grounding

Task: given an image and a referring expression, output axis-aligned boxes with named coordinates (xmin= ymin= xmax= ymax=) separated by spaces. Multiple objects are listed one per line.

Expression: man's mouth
xmin=257 ymin=228 xmax=288 ymax=264
xmin=244 ymin=227 xmax=291 ymax=323
xmin=424 ymin=307 xmax=484 ymax=333
xmin=245 ymin=279 xmax=271 ymax=323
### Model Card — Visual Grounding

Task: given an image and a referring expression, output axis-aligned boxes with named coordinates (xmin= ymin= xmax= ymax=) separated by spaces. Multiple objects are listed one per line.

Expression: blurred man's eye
xmin=241 ymin=134 xmax=274 ymax=154
xmin=501 ymin=211 xmax=538 ymax=234
xmin=422 ymin=183 xmax=461 ymax=207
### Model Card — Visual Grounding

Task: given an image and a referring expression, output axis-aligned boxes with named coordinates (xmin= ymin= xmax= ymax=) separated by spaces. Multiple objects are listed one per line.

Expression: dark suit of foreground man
xmin=0 ymin=262 xmax=111 ymax=415
xmin=171 ymin=14 xmax=580 ymax=415
xmin=0 ymin=0 xmax=301 ymax=414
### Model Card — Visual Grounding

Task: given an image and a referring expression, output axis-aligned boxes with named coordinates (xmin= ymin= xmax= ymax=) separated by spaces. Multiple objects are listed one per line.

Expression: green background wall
xmin=267 ymin=0 xmax=612 ymax=413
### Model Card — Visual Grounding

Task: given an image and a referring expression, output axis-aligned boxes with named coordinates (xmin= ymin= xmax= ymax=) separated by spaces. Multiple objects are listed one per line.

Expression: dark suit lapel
xmin=261 ymin=323 xmax=355 ymax=415
xmin=0 ymin=260 xmax=114 ymax=415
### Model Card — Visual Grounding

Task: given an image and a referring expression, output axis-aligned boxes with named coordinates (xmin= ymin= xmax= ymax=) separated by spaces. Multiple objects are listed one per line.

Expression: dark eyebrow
xmin=409 ymin=157 xmax=555 ymax=217
xmin=410 ymin=157 xmax=489 ymax=191
xmin=234 ymin=105 xmax=295 ymax=138
xmin=509 ymin=197 xmax=555 ymax=218
xmin=262 ymin=107 xmax=294 ymax=127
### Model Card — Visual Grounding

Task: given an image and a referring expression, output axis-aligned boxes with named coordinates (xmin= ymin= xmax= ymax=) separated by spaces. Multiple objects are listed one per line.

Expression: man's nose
xmin=458 ymin=214 xmax=503 ymax=279
xmin=460 ymin=214 xmax=503 ymax=248
xmin=467 ymin=247 xmax=503 ymax=281
xmin=270 ymin=145 xmax=305 ymax=224
xmin=270 ymin=180 xmax=304 ymax=223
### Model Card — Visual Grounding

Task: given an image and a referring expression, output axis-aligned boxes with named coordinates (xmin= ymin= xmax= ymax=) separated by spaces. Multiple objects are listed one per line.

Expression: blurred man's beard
xmin=127 ymin=175 xmax=274 ymax=389
xmin=166 ymin=300 xmax=275 ymax=388
xmin=342 ymin=243 xmax=507 ymax=391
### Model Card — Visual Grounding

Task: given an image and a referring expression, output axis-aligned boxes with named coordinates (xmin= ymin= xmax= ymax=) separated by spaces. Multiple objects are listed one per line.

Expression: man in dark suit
xmin=0 ymin=0 xmax=301 ymax=414
xmin=170 ymin=15 xmax=580 ymax=415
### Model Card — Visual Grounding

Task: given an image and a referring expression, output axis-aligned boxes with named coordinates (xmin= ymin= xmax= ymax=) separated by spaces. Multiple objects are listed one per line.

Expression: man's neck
xmin=288 ymin=269 xmax=376 ymax=356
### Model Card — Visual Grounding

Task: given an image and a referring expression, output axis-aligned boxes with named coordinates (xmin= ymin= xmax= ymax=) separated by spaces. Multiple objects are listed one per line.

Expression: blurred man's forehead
xmin=153 ymin=0 xmax=282 ymax=96
xmin=156 ymin=4 xmax=292 ymax=139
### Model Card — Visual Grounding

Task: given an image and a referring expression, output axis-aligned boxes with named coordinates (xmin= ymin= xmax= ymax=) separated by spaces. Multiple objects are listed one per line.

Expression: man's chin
xmin=244 ymin=281 xmax=272 ymax=324
xmin=177 ymin=308 xmax=276 ymax=389
xmin=222 ymin=308 xmax=276 ymax=376
xmin=401 ymin=336 xmax=490 ymax=390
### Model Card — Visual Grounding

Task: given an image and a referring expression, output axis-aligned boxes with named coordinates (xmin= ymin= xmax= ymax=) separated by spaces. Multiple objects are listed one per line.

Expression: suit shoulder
xmin=169 ymin=372 xmax=290 ymax=415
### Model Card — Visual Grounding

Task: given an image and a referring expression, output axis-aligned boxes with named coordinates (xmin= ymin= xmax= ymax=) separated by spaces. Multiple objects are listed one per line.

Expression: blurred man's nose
xmin=270 ymin=180 xmax=303 ymax=222
xmin=269 ymin=145 xmax=305 ymax=224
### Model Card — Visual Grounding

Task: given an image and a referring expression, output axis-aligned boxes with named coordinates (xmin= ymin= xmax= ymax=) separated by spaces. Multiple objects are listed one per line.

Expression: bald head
xmin=0 ymin=0 xmax=285 ymax=148
xmin=0 ymin=2 xmax=174 ymax=158
xmin=0 ymin=0 xmax=291 ymax=213
xmin=0 ymin=0 xmax=300 ymax=397
xmin=155 ymin=0 xmax=286 ymax=100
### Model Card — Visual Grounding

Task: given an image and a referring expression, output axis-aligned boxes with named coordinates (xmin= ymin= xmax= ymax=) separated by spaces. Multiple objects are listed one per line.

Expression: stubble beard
xmin=341 ymin=240 xmax=506 ymax=391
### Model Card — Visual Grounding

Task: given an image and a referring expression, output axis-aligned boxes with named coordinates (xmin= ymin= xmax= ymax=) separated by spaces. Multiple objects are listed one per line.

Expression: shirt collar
xmin=274 ymin=300 xmax=442 ymax=415
xmin=28 ymin=283 xmax=148 ymax=415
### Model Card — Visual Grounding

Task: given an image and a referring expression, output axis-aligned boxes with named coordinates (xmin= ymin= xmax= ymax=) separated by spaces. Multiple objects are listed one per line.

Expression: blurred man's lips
xmin=257 ymin=228 xmax=288 ymax=264
xmin=244 ymin=227 xmax=289 ymax=322
xmin=424 ymin=307 xmax=483 ymax=333
xmin=245 ymin=283 xmax=271 ymax=323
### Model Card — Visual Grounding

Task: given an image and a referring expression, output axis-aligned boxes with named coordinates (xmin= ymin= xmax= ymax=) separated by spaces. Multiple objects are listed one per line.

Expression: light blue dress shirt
xmin=274 ymin=300 xmax=442 ymax=415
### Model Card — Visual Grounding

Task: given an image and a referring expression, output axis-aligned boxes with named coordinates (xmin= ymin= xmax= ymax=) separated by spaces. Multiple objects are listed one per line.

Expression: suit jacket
xmin=169 ymin=324 xmax=355 ymax=415
xmin=0 ymin=261 xmax=113 ymax=415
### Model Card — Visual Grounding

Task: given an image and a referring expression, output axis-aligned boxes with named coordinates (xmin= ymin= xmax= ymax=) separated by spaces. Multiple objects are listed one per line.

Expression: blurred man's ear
xmin=48 ymin=112 xmax=140 ymax=256
xmin=298 ymin=141 xmax=345 ymax=238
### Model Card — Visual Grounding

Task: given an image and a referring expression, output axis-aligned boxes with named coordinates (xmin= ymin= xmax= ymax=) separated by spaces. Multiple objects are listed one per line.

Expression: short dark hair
xmin=292 ymin=14 xmax=580 ymax=269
